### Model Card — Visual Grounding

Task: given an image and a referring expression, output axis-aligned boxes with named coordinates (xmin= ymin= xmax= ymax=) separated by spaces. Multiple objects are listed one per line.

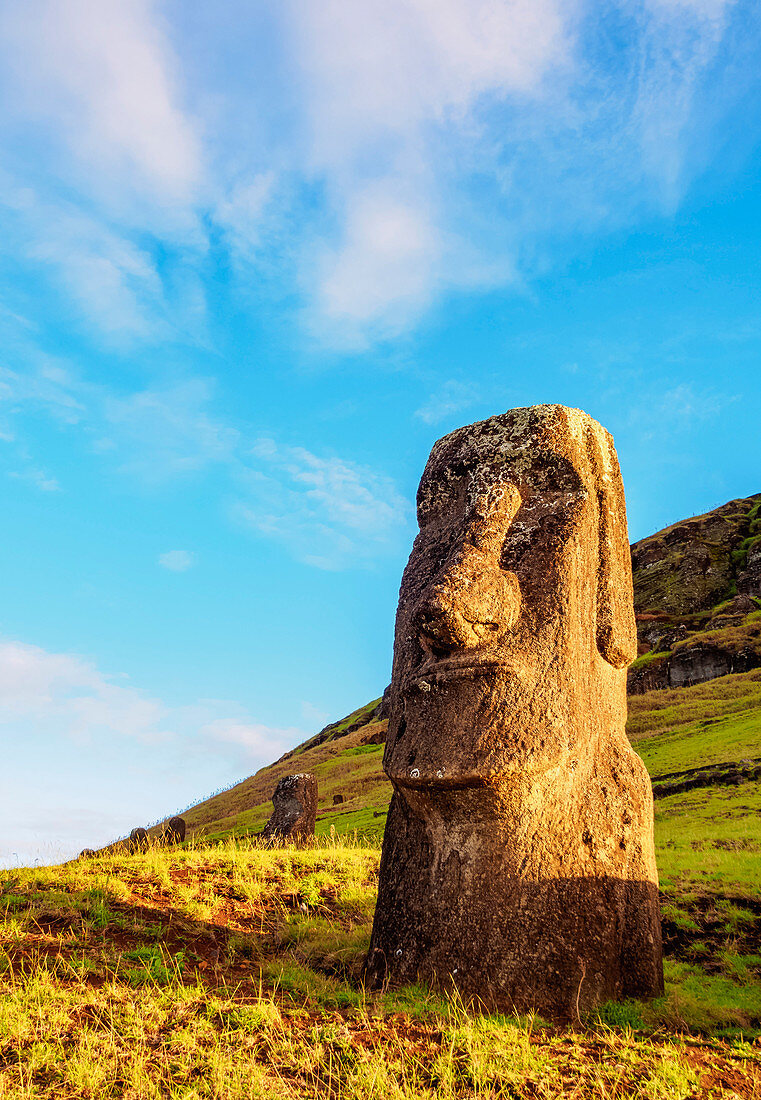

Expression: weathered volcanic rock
xmin=365 ymin=405 xmax=663 ymax=1017
xmin=129 ymin=827 xmax=149 ymax=853
xmin=631 ymin=495 xmax=760 ymax=619
xmin=261 ymin=774 xmax=317 ymax=841
xmin=162 ymin=816 xmax=186 ymax=845
xmin=332 ymin=794 xmax=344 ymax=804
xmin=78 ymin=849 xmax=96 ymax=860
xmin=739 ymin=538 xmax=761 ymax=598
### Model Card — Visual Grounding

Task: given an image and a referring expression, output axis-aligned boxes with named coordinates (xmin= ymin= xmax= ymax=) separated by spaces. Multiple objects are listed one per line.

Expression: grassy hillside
xmin=3 ymin=839 xmax=761 ymax=1098
xmin=6 ymin=496 xmax=761 ymax=1095
xmin=628 ymin=668 xmax=761 ymax=778
xmin=181 ymin=700 xmax=392 ymax=845
xmin=169 ymin=494 xmax=761 ymax=850
xmin=631 ymin=493 xmax=760 ymax=619
xmin=175 ymin=668 xmax=761 ymax=852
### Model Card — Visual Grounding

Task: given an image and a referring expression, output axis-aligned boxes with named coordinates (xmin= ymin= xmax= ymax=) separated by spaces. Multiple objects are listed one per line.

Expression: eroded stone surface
xmin=129 ymin=827 xmax=148 ymax=853
xmin=162 ymin=816 xmax=186 ymax=845
xmin=365 ymin=404 xmax=663 ymax=1016
xmin=261 ymin=774 xmax=317 ymax=841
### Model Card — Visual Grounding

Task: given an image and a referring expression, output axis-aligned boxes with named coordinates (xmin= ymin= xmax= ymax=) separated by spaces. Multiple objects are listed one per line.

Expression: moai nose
xmin=416 ymin=544 xmax=521 ymax=653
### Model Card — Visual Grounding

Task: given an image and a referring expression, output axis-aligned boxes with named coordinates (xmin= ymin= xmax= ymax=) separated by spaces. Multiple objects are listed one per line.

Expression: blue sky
xmin=1 ymin=0 xmax=760 ymax=866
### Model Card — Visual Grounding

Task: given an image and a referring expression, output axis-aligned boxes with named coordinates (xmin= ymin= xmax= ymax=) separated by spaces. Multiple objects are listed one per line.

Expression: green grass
xmin=628 ymin=668 xmax=761 ymax=777
xmin=655 ymin=784 xmax=761 ymax=896
xmin=629 ymin=650 xmax=671 ymax=672
xmin=177 ymin=668 xmax=761 ymax=847
xmin=3 ymin=840 xmax=761 ymax=1098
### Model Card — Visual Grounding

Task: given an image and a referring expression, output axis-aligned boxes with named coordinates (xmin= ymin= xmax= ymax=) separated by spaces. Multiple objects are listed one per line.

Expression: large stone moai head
xmin=261 ymin=774 xmax=318 ymax=842
xmin=366 ymin=405 xmax=663 ymax=1016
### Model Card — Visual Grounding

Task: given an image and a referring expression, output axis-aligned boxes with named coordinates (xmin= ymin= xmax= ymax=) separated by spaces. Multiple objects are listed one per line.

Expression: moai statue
xmin=78 ymin=849 xmax=96 ymax=860
xmin=261 ymin=774 xmax=317 ymax=842
xmin=128 ymin=827 xmax=149 ymax=853
xmin=162 ymin=816 xmax=186 ymax=845
xmin=365 ymin=405 xmax=663 ymax=1016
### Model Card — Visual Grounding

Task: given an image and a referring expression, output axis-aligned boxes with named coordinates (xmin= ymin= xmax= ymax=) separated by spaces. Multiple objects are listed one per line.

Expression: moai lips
xmin=366 ymin=405 xmax=663 ymax=1016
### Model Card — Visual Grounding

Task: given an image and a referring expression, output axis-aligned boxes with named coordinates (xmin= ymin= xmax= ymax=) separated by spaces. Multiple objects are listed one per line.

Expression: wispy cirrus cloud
xmin=237 ymin=438 xmax=411 ymax=569
xmin=8 ymin=467 xmax=60 ymax=493
xmin=102 ymin=380 xmax=239 ymax=482
xmin=0 ymin=349 xmax=410 ymax=569
xmin=0 ymin=0 xmax=754 ymax=347
xmin=414 ymin=380 xmax=480 ymax=426
xmin=158 ymin=550 xmax=196 ymax=572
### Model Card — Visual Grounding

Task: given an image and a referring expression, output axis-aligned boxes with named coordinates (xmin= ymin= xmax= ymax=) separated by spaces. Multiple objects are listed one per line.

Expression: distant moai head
xmin=368 ymin=406 xmax=662 ymax=1016
xmin=162 ymin=816 xmax=186 ymax=845
xmin=384 ymin=404 xmax=637 ymax=789
xmin=78 ymin=849 xmax=96 ymax=860
xmin=128 ymin=827 xmax=149 ymax=853
xmin=261 ymin=774 xmax=317 ymax=842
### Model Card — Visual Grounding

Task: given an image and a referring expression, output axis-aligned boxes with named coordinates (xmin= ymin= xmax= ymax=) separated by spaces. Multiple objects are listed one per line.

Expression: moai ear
xmin=591 ymin=428 xmax=638 ymax=669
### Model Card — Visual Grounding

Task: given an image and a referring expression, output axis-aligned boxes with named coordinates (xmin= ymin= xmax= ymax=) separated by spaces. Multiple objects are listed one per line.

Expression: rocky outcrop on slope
xmin=629 ymin=496 xmax=761 ymax=692
xmin=631 ymin=495 xmax=761 ymax=621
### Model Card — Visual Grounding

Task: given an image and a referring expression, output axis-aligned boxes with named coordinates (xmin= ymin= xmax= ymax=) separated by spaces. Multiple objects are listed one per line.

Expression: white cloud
xmin=0 ymin=0 xmax=200 ymax=205
xmin=200 ymin=718 xmax=302 ymax=760
xmin=8 ymin=468 xmax=60 ymax=492
xmin=0 ymin=0 xmax=203 ymax=341
xmin=103 ymin=379 xmax=238 ymax=482
xmin=284 ymin=0 xmax=751 ymax=340
xmin=0 ymin=636 xmax=309 ymax=867
xmin=239 ymin=438 xmax=411 ymax=568
xmin=415 ymin=380 xmax=480 ymax=426
xmin=0 ymin=0 xmax=753 ymax=346
xmin=0 ymin=640 xmax=169 ymax=743
xmin=314 ymin=187 xmax=440 ymax=344
xmin=159 ymin=550 xmax=195 ymax=572
xmin=14 ymin=193 xmax=166 ymax=340
xmin=214 ymin=173 xmax=278 ymax=259
xmin=289 ymin=0 xmax=569 ymax=164
xmin=288 ymin=0 xmax=572 ymax=337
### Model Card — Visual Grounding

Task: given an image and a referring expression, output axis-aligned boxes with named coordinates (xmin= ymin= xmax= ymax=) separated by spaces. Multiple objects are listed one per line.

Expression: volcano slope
xmin=3 ymin=496 xmax=761 ymax=1096
xmin=171 ymin=496 xmax=761 ymax=1010
xmin=166 ymin=494 xmax=761 ymax=1033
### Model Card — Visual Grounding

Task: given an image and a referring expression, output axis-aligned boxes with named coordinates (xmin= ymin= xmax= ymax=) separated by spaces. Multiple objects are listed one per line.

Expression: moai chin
xmin=365 ymin=405 xmax=663 ymax=1016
